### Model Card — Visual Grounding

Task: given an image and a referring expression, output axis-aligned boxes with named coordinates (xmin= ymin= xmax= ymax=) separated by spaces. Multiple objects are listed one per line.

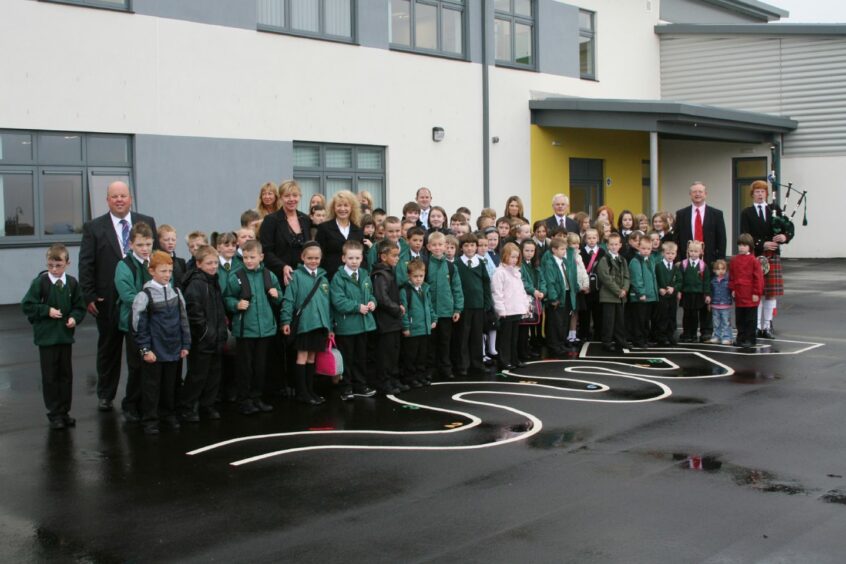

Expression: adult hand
xmin=773 ymin=234 xmax=787 ymax=244
xmin=763 ymin=241 xmax=779 ymax=251
xmin=87 ymin=300 xmax=101 ymax=316
xmin=282 ymin=265 xmax=294 ymax=285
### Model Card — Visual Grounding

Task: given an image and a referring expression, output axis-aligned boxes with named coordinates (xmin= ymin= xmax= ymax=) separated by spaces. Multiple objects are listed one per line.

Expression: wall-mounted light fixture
xmin=492 ymin=136 xmax=500 ymax=144
xmin=432 ymin=127 xmax=445 ymax=142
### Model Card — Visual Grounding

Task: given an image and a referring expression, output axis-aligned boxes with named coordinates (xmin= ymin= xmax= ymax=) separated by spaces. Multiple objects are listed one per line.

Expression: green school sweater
xmin=679 ymin=260 xmax=711 ymax=295
xmin=455 ymin=257 xmax=492 ymax=310
xmin=654 ymin=259 xmax=682 ymax=294
xmin=21 ymin=275 xmax=86 ymax=346
xmin=427 ymin=255 xmax=464 ymax=318
xmin=629 ymin=254 xmax=658 ymax=303
xmin=400 ymin=282 xmax=436 ymax=337
xmin=115 ymin=254 xmax=152 ymax=333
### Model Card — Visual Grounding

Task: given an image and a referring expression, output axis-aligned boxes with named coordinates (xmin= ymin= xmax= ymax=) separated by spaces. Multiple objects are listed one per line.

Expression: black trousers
xmin=121 ymin=331 xmax=144 ymax=415
xmin=630 ymin=301 xmax=654 ymax=345
xmin=95 ymin=309 xmax=125 ymax=401
xmin=518 ymin=324 xmax=533 ymax=360
xmin=544 ymin=295 xmax=571 ymax=355
xmin=179 ymin=351 xmax=222 ymax=414
xmin=682 ymin=306 xmax=710 ymax=339
xmin=736 ymin=306 xmax=758 ymax=345
xmin=498 ymin=315 xmax=521 ymax=367
xmin=578 ymin=294 xmax=603 ymax=340
xmin=654 ymin=294 xmax=679 ymax=342
xmin=458 ymin=308 xmax=485 ymax=372
xmin=141 ymin=360 xmax=178 ymax=424
xmin=429 ymin=317 xmax=454 ymax=377
xmin=336 ymin=333 xmax=370 ymax=392
xmin=401 ymin=335 xmax=429 ymax=383
xmin=375 ymin=331 xmax=401 ymax=386
xmin=39 ymin=344 xmax=73 ymax=421
xmin=235 ymin=337 xmax=272 ymax=401
xmin=602 ymin=301 xmax=627 ymax=347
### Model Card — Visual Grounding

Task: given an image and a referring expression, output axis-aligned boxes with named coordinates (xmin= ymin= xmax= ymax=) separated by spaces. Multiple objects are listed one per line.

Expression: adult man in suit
xmin=416 ymin=187 xmax=432 ymax=230
xmin=78 ymin=181 xmax=157 ymax=412
xmin=674 ymin=181 xmax=726 ymax=340
xmin=544 ymin=193 xmax=580 ymax=234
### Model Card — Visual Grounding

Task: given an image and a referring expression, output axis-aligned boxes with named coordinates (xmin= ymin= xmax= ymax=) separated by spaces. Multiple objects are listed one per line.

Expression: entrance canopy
xmin=530 ymin=97 xmax=797 ymax=143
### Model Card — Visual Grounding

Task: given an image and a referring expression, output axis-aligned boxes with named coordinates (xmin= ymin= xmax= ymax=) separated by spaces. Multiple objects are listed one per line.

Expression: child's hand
xmin=282 ymin=325 xmax=291 ymax=335
xmin=402 ymin=329 xmax=411 ymax=337
xmin=752 ymin=294 xmax=759 ymax=303
xmin=49 ymin=308 xmax=63 ymax=319
xmin=732 ymin=291 xmax=736 ymax=298
xmin=677 ymin=292 xmax=683 ymax=301
xmin=359 ymin=304 xmax=369 ymax=315
xmin=618 ymin=290 xmax=627 ymax=299
xmin=534 ymin=290 xmax=544 ymax=299
xmin=431 ymin=322 xmax=437 ymax=329
xmin=452 ymin=313 xmax=461 ymax=322
xmin=363 ymin=239 xmax=372 ymax=248
xmin=180 ymin=349 xmax=189 ymax=359
xmin=237 ymin=299 xmax=250 ymax=311
xmin=639 ymin=295 xmax=646 ymax=302
xmin=328 ymin=332 xmax=335 ymax=340
xmin=143 ymin=351 xmax=157 ymax=363
xmin=659 ymin=288 xmax=667 ymax=296
xmin=705 ymin=296 xmax=711 ymax=304
xmin=667 ymin=287 xmax=675 ymax=295
xmin=367 ymin=301 xmax=376 ymax=311
xmin=399 ymin=305 xmax=406 ymax=315
xmin=268 ymin=288 xmax=279 ymax=299
xmin=65 ymin=318 xmax=76 ymax=329
xmin=551 ymin=301 xmax=559 ymax=308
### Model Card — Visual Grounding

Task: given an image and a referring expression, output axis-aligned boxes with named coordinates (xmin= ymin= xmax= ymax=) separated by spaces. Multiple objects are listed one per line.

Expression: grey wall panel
xmin=133 ymin=135 xmax=292 ymax=242
xmin=468 ymin=0 xmax=483 ymax=64
xmin=1 ymin=246 xmax=81 ymax=305
xmin=660 ymin=33 xmax=846 ymax=155
xmin=358 ymin=0 xmax=390 ymax=49
xmin=537 ymin=0 xmax=579 ymax=78
xmin=133 ymin=0 xmax=257 ymax=30
xmin=660 ymin=0 xmax=763 ymax=24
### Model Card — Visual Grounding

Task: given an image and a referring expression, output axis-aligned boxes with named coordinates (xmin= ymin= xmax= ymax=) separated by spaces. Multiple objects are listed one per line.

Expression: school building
xmin=1 ymin=0 xmax=843 ymax=303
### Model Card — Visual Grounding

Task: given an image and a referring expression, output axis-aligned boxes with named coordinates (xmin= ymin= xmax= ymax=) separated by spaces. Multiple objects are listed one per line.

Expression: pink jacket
xmin=491 ymin=265 xmax=530 ymax=317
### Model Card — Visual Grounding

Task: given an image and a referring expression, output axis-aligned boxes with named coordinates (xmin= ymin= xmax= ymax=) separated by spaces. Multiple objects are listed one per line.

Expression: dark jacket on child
xmin=182 ymin=269 xmax=228 ymax=354
xmin=400 ymin=282 xmax=436 ymax=337
xmin=371 ymin=262 xmax=403 ymax=333
xmin=455 ymin=257 xmax=492 ymax=311
xmin=679 ymin=259 xmax=711 ymax=295
xmin=596 ymin=253 xmax=630 ymax=303
xmin=132 ymin=281 xmax=191 ymax=362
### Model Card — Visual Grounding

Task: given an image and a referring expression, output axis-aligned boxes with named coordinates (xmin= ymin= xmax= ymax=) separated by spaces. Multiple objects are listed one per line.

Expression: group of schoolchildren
xmin=23 ymin=194 xmax=764 ymax=433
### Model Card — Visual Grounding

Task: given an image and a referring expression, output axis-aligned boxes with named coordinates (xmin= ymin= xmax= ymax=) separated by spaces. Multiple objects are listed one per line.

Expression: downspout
xmin=771 ymin=138 xmax=781 ymax=208
xmin=481 ymin=0 xmax=490 ymax=207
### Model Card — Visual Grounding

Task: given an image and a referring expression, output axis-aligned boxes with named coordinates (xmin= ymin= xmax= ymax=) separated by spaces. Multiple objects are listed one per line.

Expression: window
xmin=389 ymin=0 xmax=465 ymax=57
xmin=642 ymin=160 xmax=651 ymax=217
xmin=494 ymin=0 xmax=534 ymax=68
xmin=579 ymin=10 xmax=596 ymax=79
xmin=257 ymin=0 xmax=353 ymax=42
xmin=0 ymin=131 xmax=132 ymax=244
xmin=41 ymin=0 xmax=130 ymax=11
xmin=293 ymin=143 xmax=386 ymax=213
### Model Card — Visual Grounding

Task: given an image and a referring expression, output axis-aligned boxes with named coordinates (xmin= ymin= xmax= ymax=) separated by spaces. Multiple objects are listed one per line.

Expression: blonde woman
xmin=315 ymin=190 xmax=364 ymax=279
xmin=255 ymin=181 xmax=280 ymax=219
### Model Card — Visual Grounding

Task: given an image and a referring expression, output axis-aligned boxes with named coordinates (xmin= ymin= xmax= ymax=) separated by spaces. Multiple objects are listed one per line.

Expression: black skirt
xmin=574 ymin=291 xmax=587 ymax=312
xmin=295 ymin=328 xmax=329 ymax=352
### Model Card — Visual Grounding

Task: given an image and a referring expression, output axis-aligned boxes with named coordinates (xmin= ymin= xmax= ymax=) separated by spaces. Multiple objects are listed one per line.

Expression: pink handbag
xmin=315 ymin=336 xmax=344 ymax=377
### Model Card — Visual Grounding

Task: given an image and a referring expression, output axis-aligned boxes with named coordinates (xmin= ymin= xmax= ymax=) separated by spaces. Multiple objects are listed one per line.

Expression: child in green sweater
xmin=22 ymin=244 xmax=86 ymax=429
xmin=400 ymin=259 xmax=437 ymax=387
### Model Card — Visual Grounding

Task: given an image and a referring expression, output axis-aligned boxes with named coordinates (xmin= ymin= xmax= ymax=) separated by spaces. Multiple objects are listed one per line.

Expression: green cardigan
xmin=21 ymin=275 xmax=86 ymax=346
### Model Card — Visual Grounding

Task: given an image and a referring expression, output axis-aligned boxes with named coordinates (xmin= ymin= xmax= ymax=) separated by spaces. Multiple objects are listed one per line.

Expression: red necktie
xmin=694 ymin=208 xmax=703 ymax=242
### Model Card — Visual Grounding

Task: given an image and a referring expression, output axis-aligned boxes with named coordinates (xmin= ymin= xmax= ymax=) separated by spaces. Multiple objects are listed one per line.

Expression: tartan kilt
xmin=763 ymin=251 xmax=784 ymax=298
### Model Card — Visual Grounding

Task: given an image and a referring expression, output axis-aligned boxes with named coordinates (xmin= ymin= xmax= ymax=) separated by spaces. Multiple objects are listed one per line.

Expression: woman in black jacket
xmin=315 ymin=190 xmax=365 ymax=279
xmin=259 ymin=180 xmax=311 ymax=286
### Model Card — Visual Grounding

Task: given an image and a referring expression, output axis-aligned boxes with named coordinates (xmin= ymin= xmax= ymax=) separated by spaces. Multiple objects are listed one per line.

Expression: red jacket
xmin=728 ymin=254 xmax=763 ymax=307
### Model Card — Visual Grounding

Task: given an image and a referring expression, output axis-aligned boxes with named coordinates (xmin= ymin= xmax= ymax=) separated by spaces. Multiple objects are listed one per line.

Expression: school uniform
xmin=21 ymin=272 xmax=86 ymax=426
xmin=400 ymin=282 xmax=436 ymax=386
xmin=729 ymin=253 xmax=764 ymax=346
xmin=426 ymin=254 xmax=464 ymax=379
xmin=330 ymin=266 xmax=377 ymax=397
xmin=114 ymin=253 xmax=152 ymax=418
xmin=224 ymin=264 xmax=282 ymax=411
xmin=519 ymin=260 xmax=546 ymax=359
xmin=654 ymin=257 xmax=682 ymax=344
xmin=371 ymin=262 xmax=404 ymax=392
xmin=679 ymin=259 xmax=711 ymax=342
xmin=540 ymin=251 xmax=577 ymax=356
xmin=579 ymin=245 xmax=606 ymax=340
xmin=455 ymin=255 xmax=492 ymax=375
xmin=596 ymin=252 xmax=630 ymax=350
xmin=628 ymin=253 xmax=658 ymax=347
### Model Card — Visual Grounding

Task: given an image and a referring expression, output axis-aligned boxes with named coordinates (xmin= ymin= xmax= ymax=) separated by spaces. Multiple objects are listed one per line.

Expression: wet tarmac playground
xmin=1 ymin=259 xmax=844 ymax=562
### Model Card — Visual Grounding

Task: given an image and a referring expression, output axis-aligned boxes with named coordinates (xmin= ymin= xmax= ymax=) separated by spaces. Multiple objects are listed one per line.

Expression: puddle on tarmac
xmin=665 ymin=396 xmax=708 ymax=404
xmin=529 ymin=428 xmax=591 ymax=449
xmin=820 ymin=490 xmax=846 ymax=505
xmin=730 ymin=370 xmax=781 ymax=384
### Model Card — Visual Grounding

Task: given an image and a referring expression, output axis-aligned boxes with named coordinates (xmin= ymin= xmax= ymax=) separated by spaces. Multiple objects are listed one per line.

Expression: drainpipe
xmin=771 ymin=138 xmax=781 ymax=207
xmin=649 ymin=131 xmax=659 ymax=215
xmin=481 ymin=0 xmax=491 ymax=207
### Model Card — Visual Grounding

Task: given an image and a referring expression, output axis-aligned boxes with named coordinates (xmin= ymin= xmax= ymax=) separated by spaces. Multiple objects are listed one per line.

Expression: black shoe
xmin=63 ymin=416 xmax=76 ymax=427
xmin=239 ymin=401 xmax=259 ymax=415
xmin=668 ymin=338 xmax=678 ymax=346
xmin=353 ymin=387 xmax=377 ymax=398
xmin=164 ymin=416 xmax=181 ymax=430
xmin=601 ymin=344 xmax=618 ymax=353
xmin=49 ymin=419 xmax=67 ymax=430
xmin=340 ymin=389 xmax=355 ymax=401
xmin=761 ymin=330 xmax=774 ymax=339
xmin=295 ymin=394 xmax=321 ymax=406
xmin=254 ymin=400 xmax=274 ymax=412
xmin=201 ymin=408 xmax=221 ymax=420
xmin=143 ymin=425 xmax=160 ymax=435
xmin=98 ymin=399 xmax=113 ymax=412
xmin=180 ymin=412 xmax=200 ymax=423
xmin=699 ymin=335 xmax=712 ymax=343
xmin=123 ymin=411 xmax=141 ymax=423
xmin=678 ymin=336 xmax=692 ymax=343
xmin=407 ymin=380 xmax=424 ymax=389
xmin=757 ymin=329 xmax=764 ymax=338
xmin=527 ymin=352 xmax=541 ymax=360
xmin=633 ymin=341 xmax=648 ymax=349
xmin=483 ymin=357 xmax=495 ymax=366
xmin=738 ymin=341 xmax=753 ymax=349
xmin=393 ymin=379 xmax=410 ymax=392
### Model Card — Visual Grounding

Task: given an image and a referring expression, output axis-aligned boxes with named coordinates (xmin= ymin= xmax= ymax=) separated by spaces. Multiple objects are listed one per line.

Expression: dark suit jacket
xmin=674 ymin=204 xmax=726 ymax=266
xmin=740 ymin=204 xmax=777 ymax=257
xmin=259 ymin=210 xmax=311 ymax=280
xmin=544 ymin=214 xmax=579 ymax=235
xmin=315 ymin=220 xmax=364 ymax=279
xmin=78 ymin=212 xmax=157 ymax=317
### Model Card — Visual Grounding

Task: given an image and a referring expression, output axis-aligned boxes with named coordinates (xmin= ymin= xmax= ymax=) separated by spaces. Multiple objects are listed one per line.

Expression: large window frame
xmin=494 ymin=0 xmax=535 ymax=70
xmin=257 ymin=0 xmax=355 ymax=44
xmin=579 ymin=9 xmax=596 ymax=80
xmin=293 ymin=142 xmax=386 ymax=213
xmin=0 ymin=130 xmax=134 ymax=247
xmin=40 ymin=0 xmax=131 ymax=12
xmin=389 ymin=0 xmax=467 ymax=60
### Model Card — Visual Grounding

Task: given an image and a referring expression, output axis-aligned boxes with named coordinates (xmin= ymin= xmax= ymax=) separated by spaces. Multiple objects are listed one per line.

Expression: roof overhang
xmin=529 ymin=97 xmax=798 ymax=144
xmin=655 ymin=23 xmax=846 ymax=36
xmin=699 ymin=0 xmax=787 ymax=22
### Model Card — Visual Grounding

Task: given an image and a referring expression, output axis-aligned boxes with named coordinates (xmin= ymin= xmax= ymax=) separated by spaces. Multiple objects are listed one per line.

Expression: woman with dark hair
xmin=315 ymin=190 xmax=365 ymax=279
xmin=258 ymin=180 xmax=311 ymax=286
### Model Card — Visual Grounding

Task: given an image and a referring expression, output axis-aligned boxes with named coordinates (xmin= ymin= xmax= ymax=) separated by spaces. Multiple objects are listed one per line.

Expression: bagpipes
xmin=767 ymin=172 xmax=809 ymax=240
